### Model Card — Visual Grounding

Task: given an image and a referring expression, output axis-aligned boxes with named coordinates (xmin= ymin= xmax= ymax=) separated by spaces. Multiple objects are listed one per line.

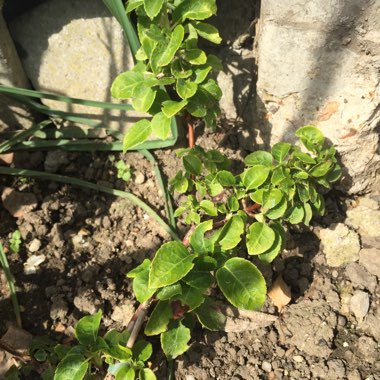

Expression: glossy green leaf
xmin=156 ymin=283 xmax=183 ymax=301
xmin=216 ymin=170 xmax=235 ymax=186
xmin=183 ymin=270 xmax=214 ymax=291
xmin=265 ymin=197 xmax=287 ymax=220
xmin=132 ymin=267 xmax=156 ymax=303
xmin=244 ymin=151 xmax=273 ymax=166
xmin=242 ymin=165 xmax=270 ymax=190
xmin=297 ymin=184 xmax=310 ymax=203
xmin=200 ymin=200 xmax=218 ymax=216
xmin=271 ymin=166 xmax=287 ymax=185
xmin=193 ymin=22 xmax=222 ymax=44
xmin=123 ymin=119 xmax=152 ymax=152
xmin=312 ymin=193 xmax=325 ymax=215
xmin=126 ymin=0 xmax=144 ymax=13
xmin=287 ymin=204 xmax=305 ymax=224
xmin=176 ymin=284 xmax=205 ymax=310
xmin=250 ymin=188 xmax=266 ymax=205
xmin=183 ymin=154 xmax=202 ymax=175
xmin=75 ymin=310 xmax=101 ymax=346
xmin=271 ymin=142 xmax=291 ymax=162
xmin=105 ymin=344 xmax=132 ymax=361
xmin=309 ymin=161 xmax=333 ymax=177
xmin=54 ymin=354 xmax=88 ymax=380
xmin=157 ymin=25 xmax=185 ymax=67
xmin=190 ymin=220 xmax=214 ymax=254
xmin=246 ymin=222 xmax=275 ymax=255
xmin=303 ymin=202 xmax=313 ymax=226
xmin=149 ymin=242 xmax=194 ymax=288
xmin=207 ymin=54 xmax=223 ymax=71
xmin=176 ymin=79 xmax=198 ymax=99
xmin=140 ymin=368 xmax=156 ymax=380
xmin=173 ymin=0 xmax=217 ymax=22
xmin=326 ymin=163 xmax=342 ymax=183
xmin=293 ymin=150 xmax=316 ymax=164
xmin=171 ymin=58 xmax=193 ymax=78
xmin=201 ymin=79 xmax=222 ymax=100
xmin=132 ymin=85 xmax=156 ymax=112
xmin=216 ymin=258 xmax=266 ymax=310
xmin=262 ymin=189 xmax=283 ymax=211
xmin=184 ymin=49 xmax=207 ymax=65
xmin=258 ymin=223 xmax=285 ymax=264
xmin=194 ymin=65 xmax=212 ymax=84
xmin=161 ymin=324 xmax=191 ymax=359
xmin=111 ymin=71 xmax=144 ymax=99
xmin=115 ymin=366 xmax=135 ymax=380
xmin=132 ymin=340 xmax=153 ymax=361
xmin=127 ymin=259 xmax=150 ymax=278
xmin=218 ymin=215 xmax=245 ymax=251
xmin=296 ymin=125 xmax=325 ymax=151
xmin=143 ymin=0 xmax=164 ymax=19
xmin=227 ymin=195 xmax=239 ymax=211
xmin=194 ymin=298 xmax=225 ymax=331
xmin=144 ymin=301 xmax=172 ymax=336
xmin=162 ymin=100 xmax=188 ymax=117
xmin=151 ymin=112 xmax=171 ymax=140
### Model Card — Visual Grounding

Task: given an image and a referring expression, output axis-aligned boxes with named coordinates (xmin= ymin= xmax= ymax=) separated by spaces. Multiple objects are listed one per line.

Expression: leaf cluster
xmin=111 ymin=0 xmax=223 ymax=151
xmin=127 ymin=126 xmax=341 ymax=359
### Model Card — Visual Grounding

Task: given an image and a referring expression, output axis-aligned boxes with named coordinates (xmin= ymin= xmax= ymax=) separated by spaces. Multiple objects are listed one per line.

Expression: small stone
xmin=350 ymin=290 xmax=370 ymax=321
xmin=134 ymin=172 xmax=145 ymax=184
xmin=320 ymin=223 xmax=360 ymax=267
xmin=262 ymin=361 xmax=272 ymax=372
xmin=327 ymin=359 xmax=346 ymax=379
xmin=110 ymin=303 xmax=134 ymax=326
xmin=343 ymin=342 xmax=349 ymax=347
xmin=359 ymin=248 xmax=380 ymax=278
xmin=332 ymin=270 xmax=339 ymax=278
xmin=337 ymin=315 xmax=347 ymax=327
xmin=293 ymin=355 xmax=304 ymax=363
xmin=28 ymin=239 xmax=41 ymax=253
xmin=345 ymin=262 xmax=377 ymax=292
xmin=1 ymin=187 xmax=38 ymax=218
xmin=347 ymin=369 xmax=362 ymax=380
xmin=23 ymin=254 xmax=46 ymax=275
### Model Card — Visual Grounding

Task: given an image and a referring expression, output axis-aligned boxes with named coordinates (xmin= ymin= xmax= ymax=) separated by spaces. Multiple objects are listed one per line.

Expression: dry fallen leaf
xmin=317 ymin=101 xmax=339 ymax=121
xmin=268 ymin=275 xmax=292 ymax=312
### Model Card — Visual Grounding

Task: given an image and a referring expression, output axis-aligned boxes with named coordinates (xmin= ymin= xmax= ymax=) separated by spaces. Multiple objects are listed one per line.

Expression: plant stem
xmin=126 ymin=301 xmax=150 ymax=349
xmin=0 ymin=166 xmax=180 ymax=242
xmin=186 ymin=113 xmax=195 ymax=149
xmin=0 ymin=243 xmax=22 ymax=328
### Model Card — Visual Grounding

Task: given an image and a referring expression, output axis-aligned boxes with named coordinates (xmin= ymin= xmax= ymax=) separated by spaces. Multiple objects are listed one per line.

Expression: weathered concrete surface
xmin=255 ymin=0 xmax=380 ymax=194
xmin=0 ymin=2 xmax=36 ymax=132
xmin=9 ymin=0 xmax=138 ymax=134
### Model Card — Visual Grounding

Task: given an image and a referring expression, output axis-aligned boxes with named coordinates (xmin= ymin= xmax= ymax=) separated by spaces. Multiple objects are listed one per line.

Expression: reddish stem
xmin=186 ymin=112 xmax=195 ymax=148
xmin=244 ymin=203 xmax=261 ymax=213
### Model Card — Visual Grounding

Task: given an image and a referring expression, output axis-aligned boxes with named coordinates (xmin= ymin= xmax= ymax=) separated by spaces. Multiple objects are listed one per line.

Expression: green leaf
xmin=75 ymin=310 xmax=101 ymax=346
xmin=132 ymin=268 xmax=156 ymax=303
xmin=218 ymin=215 xmax=245 ymax=251
xmin=293 ymin=150 xmax=316 ymax=164
xmin=183 ymin=270 xmax=214 ymax=291
xmin=105 ymin=344 xmax=132 ymax=361
xmin=250 ymin=188 xmax=266 ymax=205
xmin=162 ymin=100 xmax=188 ymax=117
xmin=111 ymin=71 xmax=144 ymax=99
xmin=123 ymin=119 xmax=152 ymax=152
xmin=115 ymin=366 xmax=135 ymax=380
xmin=132 ymin=85 xmax=156 ymax=112
xmin=176 ymin=79 xmax=198 ymax=100
xmin=127 ymin=259 xmax=150 ymax=278
xmin=193 ymin=22 xmax=222 ymax=44
xmin=246 ymin=222 xmax=275 ymax=255
xmin=132 ymin=340 xmax=153 ymax=361
xmin=312 ymin=193 xmax=325 ymax=215
xmin=143 ymin=0 xmax=164 ymax=19
xmin=265 ymin=197 xmax=287 ymax=220
xmin=326 ymin=163 xmax=342 ymax=183
xmin=183 ymin=154 xmax=202 ymax=175
xmin=216 ymin=258 xmax=266 ymax=310
xmin=227 ymin=195 xmax=239 ymax=211
xmin=144 ymin=301 xmax=172 ymax=336
xmin=170 ymin=171 xmax=188 ymax=193
xmin=54 ymin=354 xmax=88 ymax=380
xmin=190 ymin=220 xmax=214 ymax=254
xmin=194 ymin=298 xmax=226 ymax=331
xmin=297 ymin=184 xmax=310 ymax=203
xmin=171 ymin=58 xmax=193 ymax=79
xmin=149 ymin=242 xmax=194 ymax=288
xmin=161 ymin=324 xmax=191 ymax=359
xmin=173 ymin=0 xmax=217 ymax=22
xmin=272 ymin=142 xmax=292 ymax=162
xmin=271 ymin=166 xmax=287 ymax=185
xmin=140 ymin=368 xmax=156 ymax=380
xmin=184 ymin=49 xmax=207 ymax=65
xmin=244 ymin=151 xmax=273 ymax=166
xmin=200 ymin=200 xmax=218 ymax=216
xmin=216 ymin=170 xmax=235 ymax=186
xmin=201 ymin=79 xmax=222 ymax=100
xmin=157 ymin=283 xmax=183 ymax=301
xmin=303 ymin=202 xmax=313 ymax=226
xmin=176 ymin=284 xmax=205 ymax=310
xmin=242 ymin=165 xmax=270 ymax=190
xmin=207 ymin=54 xmax=223 ymax=71
xmin=151 ymin=112 xmax=171 ymax=140
xmin=309 ymin=161 xmax=333 ymax=177
xmin=287 ymin=204 xmax=305 ymax=224
xmin=258 ymin=223 xmax=285 ymax=264
xmin=262 ymin=189 xmax=283 ymax=211
xmin=126 ymin=0 xmax=144 ymax=13
xmin=157 ymin=25 xmax=185 ymax=67
xmin=194 ymin=65 xmax=212 ymax=84
xmin=296 ymin=125 xmax=325 ymax=151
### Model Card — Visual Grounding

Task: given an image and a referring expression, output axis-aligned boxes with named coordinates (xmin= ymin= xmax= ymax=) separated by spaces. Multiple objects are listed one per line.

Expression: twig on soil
xmin=126 ymin=300 xmax=150 ymax=349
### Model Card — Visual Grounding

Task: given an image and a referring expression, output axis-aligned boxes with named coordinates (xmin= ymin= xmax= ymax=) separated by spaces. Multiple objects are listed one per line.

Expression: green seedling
xmin=111 ymin=0 xmax=223 ymax=151
xmin=126 ymin=125 xmax=342 ymax=360
xmin=53 ymin=311 xmax=156 ymax=380
xmin=116 ymin=160 xmax=133 ymax=182
xmin=9 ymin=230 xmax=22 ymax=254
